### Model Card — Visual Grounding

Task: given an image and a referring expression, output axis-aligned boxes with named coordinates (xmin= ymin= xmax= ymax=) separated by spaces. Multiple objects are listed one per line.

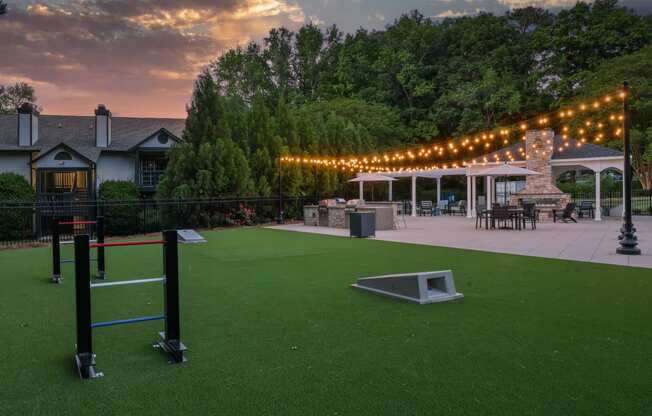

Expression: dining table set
xmin=475 ymin=204 xmax=537 ymax=230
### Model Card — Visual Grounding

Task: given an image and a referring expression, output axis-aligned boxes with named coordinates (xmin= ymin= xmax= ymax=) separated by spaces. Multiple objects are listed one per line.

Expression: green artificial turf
xmin=1 ymin=228 xmax=651 ymax=415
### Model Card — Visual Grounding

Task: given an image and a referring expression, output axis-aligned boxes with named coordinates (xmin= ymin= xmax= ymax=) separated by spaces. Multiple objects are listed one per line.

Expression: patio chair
xmin=475 ymin=205 xmax=488 ymax=229
xmin=552 ymin=202 xmax=577 ymax=223
xmin=436 ymin=200 xmax=449 ymax=216
xmin=393 ymin=204 xmax=408 ymax=230
xmin=449 ymin=200 xmax=466 ymax=216
xmin=419 ymin=200 xmax=433 ymax=216
xmin=397 ymin=201 xmax=410 ymax=216
xmin=522 ymin=202 xmax=537 ymax=230
xmin=577 ymin=201 xmax=594 ymax=219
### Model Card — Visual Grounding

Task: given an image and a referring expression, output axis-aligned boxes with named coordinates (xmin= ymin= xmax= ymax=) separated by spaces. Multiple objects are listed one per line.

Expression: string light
xmin=281 ymin=89 xmax=625 ymax=172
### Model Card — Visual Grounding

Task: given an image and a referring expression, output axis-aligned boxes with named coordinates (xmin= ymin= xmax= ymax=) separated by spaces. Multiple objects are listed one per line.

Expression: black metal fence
xmin=568 ymin=189 xmax=652 ymax=216
xmin=0 ymin=196 xmax=316 ymax=248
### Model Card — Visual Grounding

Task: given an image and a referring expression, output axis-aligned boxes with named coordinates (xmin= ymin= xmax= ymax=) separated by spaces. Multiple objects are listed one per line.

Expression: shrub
xmin=0 ymin=173 xmax=35 ymax=240
xmin=99 ymin=180 xmax=141 ymax=235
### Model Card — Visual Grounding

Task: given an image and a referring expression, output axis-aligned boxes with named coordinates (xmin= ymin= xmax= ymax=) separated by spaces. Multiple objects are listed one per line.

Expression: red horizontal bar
xmin=59 ymin=221 xmax=97 ymax=225
xmin=90 ymin=240 xmax=164 ymax=248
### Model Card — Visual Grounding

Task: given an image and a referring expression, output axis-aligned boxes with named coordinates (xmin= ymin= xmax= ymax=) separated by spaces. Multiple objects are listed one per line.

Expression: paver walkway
xmin=270 ymin=215 xmax=652 ymax=268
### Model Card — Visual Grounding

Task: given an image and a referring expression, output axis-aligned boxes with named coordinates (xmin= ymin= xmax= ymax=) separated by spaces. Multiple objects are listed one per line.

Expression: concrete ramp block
xmin=352 ymin=270 xmax=463 ymax=304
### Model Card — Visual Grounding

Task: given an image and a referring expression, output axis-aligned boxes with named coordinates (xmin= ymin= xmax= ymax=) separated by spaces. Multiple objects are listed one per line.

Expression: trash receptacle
xmin=350 ymin=211 xmax=375 ymax=238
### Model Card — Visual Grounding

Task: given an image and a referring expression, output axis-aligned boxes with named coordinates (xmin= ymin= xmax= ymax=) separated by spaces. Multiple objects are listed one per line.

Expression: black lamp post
xmin=277 ymin=156 xmax=284 ymax=224
xmin=617 ymin=81 xmax=640 ymax=255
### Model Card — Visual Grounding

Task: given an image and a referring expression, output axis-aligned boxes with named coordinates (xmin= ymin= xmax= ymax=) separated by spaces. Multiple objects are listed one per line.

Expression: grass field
xmin=1 ymin=228 xmax=651 ymax=415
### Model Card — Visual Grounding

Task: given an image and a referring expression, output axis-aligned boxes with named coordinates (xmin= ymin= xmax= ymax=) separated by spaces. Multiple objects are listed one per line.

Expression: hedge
xmin=99 ymin=180 xmax=141 ymax=235
xmin=0 ymin=173 xmax=35 ymax=240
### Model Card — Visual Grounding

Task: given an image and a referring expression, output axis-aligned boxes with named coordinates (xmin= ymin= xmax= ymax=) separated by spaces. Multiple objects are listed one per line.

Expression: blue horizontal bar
xmin=91 ymin=315 xmax=165 ymax=329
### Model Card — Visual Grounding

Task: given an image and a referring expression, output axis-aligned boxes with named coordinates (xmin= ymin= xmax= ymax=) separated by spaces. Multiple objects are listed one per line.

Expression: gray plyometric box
xmin=351 ymin=270 xmax=463 ymax=304
xmin=177 ymin=229 xmax=207 ymax=244
xmin=350 ymin=211 xmax=375 ymax=238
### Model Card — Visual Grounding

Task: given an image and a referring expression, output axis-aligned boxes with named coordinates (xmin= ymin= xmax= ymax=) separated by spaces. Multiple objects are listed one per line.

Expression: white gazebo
xmin=349 ymin=173 xmax=397 ymax=200
xmin=356 ymin=130 xmax=624 ymax=220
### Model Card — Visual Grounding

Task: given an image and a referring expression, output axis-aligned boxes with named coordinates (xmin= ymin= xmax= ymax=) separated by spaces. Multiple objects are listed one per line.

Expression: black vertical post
xmin=51 ymin=217 xmax=61 ymax=283
xmin=617 ymin=81 xmax=641 ymax=255
xmin=277 ymin=157 xmax=284 ymax=224
xmin=160 ymin=230 xmax=186 ymax=363
xmin=74 ymin=234 xmax=101 ymax=378
xmin=96 ymin=216 xmax=106 ymax=279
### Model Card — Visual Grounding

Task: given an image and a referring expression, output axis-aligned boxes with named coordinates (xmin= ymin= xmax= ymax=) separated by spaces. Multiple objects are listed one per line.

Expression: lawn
xmin=1 ymin=228 xmax=651 ymax=415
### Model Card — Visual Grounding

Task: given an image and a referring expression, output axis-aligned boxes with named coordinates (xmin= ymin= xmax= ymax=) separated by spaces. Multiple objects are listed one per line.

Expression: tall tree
xmin=535 ymin=0 xmax=651 ymax=99
xmin=574 ymin=44 xmax=652 ymax=189
xmin=294 ymin=23 xmax=324 ymax=100
xmin=264 ymin=27 xmax=294 ymax=99
xmin=158 ymin=72 xmax=253 ymax=198
xmin=0 ymin=83 xmax=38 ymax=114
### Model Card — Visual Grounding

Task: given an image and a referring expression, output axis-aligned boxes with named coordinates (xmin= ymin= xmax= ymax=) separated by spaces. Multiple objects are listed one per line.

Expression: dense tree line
xmin=158 ymin=0 xmax=652 ymax=198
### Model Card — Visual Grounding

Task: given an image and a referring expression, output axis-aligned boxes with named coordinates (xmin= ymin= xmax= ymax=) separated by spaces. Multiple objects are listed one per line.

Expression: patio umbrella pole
xmin=617 ymin=81 xmax=640 ymax=254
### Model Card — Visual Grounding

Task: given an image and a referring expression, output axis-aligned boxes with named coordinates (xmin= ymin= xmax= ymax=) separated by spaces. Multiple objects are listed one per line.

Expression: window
xmin=54 ymin=151 xmax=73 ymax=161
xmin=157 ymin=133 xmax=169 ymax=145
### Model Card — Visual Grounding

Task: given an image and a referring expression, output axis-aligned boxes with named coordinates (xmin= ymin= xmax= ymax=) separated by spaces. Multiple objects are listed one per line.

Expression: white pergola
xmin=356 ymin=155 xmax=624 ymax=221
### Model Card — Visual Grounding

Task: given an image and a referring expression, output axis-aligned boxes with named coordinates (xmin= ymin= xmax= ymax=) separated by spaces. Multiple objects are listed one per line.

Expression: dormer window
xmin=54 ymin=151 xmax=73 ymax=161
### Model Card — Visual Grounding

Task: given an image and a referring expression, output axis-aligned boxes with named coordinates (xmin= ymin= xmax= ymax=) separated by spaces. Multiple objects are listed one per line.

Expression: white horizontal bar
xmin=61 ymin=239 xmax=97 ymax=246
xmin=91 ymin=277 xmax=165 ymax=288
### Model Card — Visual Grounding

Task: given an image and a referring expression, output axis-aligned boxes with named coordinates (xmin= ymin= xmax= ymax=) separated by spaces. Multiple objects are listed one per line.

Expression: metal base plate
xmin=52 ymin=274 xmax=62 ymax=284
xmin=155 ymin=331 xmax=187 ymax=363
xmin=74 ymin=353 xmax=103 ymax=379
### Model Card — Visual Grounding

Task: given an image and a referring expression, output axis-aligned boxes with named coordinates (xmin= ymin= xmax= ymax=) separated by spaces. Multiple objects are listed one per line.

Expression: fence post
xmin=96 ymin=216 xmax=106 ymax=279
xmin=74 ymin=234 xmax=101 ymax=378
xmin=159 ymin=229 xmax=186 ymax=363
xmin=51 ymin=217 xmax=61 ymax=283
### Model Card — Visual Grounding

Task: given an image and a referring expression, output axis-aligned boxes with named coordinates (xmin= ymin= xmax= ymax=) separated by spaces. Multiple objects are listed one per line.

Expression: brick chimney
xmin=18 ymin=103 xmax=39 ymax=146
xmin=95 ymin=104 xmax=112 ymax=148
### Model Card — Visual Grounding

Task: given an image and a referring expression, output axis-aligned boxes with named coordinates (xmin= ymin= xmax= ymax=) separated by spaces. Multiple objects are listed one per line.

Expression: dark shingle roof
xmin=483 ymin=135 xmax=622 ymax=162
xmin=0 ymin=114 xmax=185 ymax=162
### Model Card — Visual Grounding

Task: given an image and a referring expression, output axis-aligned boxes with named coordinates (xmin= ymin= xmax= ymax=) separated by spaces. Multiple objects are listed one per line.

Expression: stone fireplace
xmin=509 ymin=129 xmax=570 ymax=218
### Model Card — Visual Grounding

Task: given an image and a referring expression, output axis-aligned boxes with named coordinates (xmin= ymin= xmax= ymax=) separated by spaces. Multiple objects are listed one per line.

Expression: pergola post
xmin=411 ymin=174 xmax=417 ymax=217
xmin=595 ymin=171 xmax=602 ymax=221
xmin=486 ymin=176 xmax=492 ymax=208
xmin=436 ymin=177 xmax=441 ymax=203
xmin=466 ymin=175 xmax=472 ymax=218
xmin=359 ymin=181 xmax=364 ymax=201
xmin=471 ymin=176 xmax=477 ymax=217
xmin=388 ymin=180 xmax=393 ymax=201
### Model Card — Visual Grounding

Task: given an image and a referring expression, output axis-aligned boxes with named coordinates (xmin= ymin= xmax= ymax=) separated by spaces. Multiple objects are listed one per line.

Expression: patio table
xmin=479 ymin=208 xmax=525 ymax=230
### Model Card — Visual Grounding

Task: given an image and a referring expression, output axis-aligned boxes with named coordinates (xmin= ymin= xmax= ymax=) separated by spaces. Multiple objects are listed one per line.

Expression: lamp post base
xmin=617 ymin=224 xmax=641 ymax=255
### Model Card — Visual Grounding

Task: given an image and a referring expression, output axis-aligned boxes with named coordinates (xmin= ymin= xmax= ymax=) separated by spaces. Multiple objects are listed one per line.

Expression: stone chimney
xmin=18 ymin=103 xmax=39 ymax=146
xmin=95 ymin=104 xmax=112 ymax=148
xmin=520 ymin=129 xmax=565 ymax=195
xmin=512 ymin=129 xmax=570 ymax=215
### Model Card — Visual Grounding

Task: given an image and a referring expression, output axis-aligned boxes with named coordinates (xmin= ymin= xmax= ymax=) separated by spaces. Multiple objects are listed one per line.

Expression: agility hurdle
xmin=73 ymin=230 xmax=187 ymax=379
xmin=51 ymin=216 xmax=105 ymax=283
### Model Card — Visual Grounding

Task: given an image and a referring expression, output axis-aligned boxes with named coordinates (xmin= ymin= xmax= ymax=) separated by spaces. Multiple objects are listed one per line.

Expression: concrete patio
xmin=270 ymin=216 xmax=652 ymax=268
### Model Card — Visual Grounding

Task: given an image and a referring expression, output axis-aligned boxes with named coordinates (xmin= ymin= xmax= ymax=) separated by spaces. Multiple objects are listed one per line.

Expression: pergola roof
xmin=483 ymin=135 xmax=622 ymax=162
xmin=348 ymin=173 xmax=396 ymax=182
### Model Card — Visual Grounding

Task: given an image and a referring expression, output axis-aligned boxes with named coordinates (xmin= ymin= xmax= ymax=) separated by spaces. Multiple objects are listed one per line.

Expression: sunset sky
xmin=2 ymin=0 xmax=650 ymax=118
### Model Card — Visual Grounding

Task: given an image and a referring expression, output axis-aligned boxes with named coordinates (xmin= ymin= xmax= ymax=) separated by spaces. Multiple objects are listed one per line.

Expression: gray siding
xmin=0 ymin=153 xmax=31 ymax=179
xmin=96 ymin=153 xmax=136 ymax=187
